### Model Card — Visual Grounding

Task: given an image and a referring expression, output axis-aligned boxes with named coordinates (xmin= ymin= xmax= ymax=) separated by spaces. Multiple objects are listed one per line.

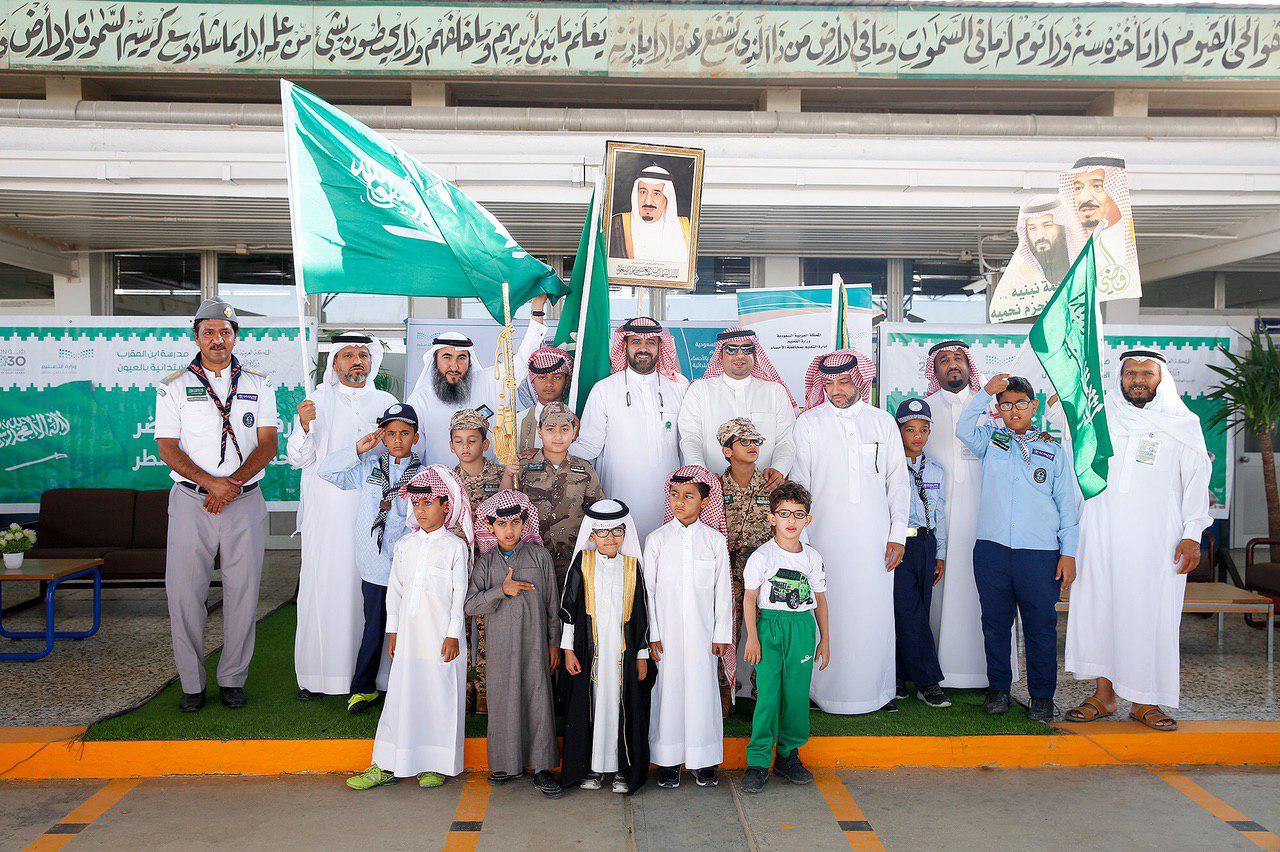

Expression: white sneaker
xmin=612 ymin=775 xmax=628 ymax=794
xmin=579 ymin=773 xmax=601 ymax=790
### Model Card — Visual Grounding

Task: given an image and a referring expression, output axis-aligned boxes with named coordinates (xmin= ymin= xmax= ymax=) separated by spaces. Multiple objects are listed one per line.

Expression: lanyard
xmin=187 ymin=356 xmax=244 ymax=466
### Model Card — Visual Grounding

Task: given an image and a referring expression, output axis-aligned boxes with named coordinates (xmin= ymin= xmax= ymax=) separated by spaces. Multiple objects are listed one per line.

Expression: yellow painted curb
xmin=2 ymin=722 xmax=1277 ymax=780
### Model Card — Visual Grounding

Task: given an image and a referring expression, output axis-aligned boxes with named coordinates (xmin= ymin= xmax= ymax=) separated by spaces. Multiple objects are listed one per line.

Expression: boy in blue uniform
xmin=893 ymin=398 xmax=950 ymax=709
xmin=318 ymin=403 xmax=422 ymax=714
xmin=957 ymin=375 xmax=1079 ymax=722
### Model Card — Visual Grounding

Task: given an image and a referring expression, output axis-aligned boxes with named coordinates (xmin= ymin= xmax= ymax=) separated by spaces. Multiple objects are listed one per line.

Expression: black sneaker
xmin=918 ymin=685 xmax=952 ymax=708
xmin=487 ymin=770 xmax=524 ymax=785
xmin=296 ymin=688 xmax=321 ymax=701
xmin=693 ymin=767 xmax=719 ymax=787
xmin=219 ymin=686 xmax=246 ymax=709
xmin=881 ymin=699 xmax=900 ymax=713
xmin=656 ymin=766 xmax=681 ymax=788
xmin=984 ymin=690 xmax=1012 ymax=715
xmin=895 ymin=680 xmax=909 ymax=700
xmin=179 ymin=691 xmax=205 ymax=713
xmin=772 ymin=751 xmax=814 ymax=785
xmin=1028 ymin=698 xmax=1058 ymax=723
xmin=533 ymin=770 xmax=565 ymax=799
xmin=742 ymin=766 xmax=770 ymax=794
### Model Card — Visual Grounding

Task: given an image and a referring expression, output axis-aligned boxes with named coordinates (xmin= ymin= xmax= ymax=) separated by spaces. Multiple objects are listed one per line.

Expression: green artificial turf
xmin=86 ymin=605 xmax=1051 ymax=741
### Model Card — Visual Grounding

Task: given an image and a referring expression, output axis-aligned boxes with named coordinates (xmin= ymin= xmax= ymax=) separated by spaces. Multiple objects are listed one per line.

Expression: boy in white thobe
xmin=645 ymin=465 xmax=733 ymax=789
xmin=347 ymin=465 xmax=474 ymax=791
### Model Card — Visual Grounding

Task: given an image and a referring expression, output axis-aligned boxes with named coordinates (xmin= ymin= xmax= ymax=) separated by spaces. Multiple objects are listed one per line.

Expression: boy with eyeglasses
xmin=957 ymin=374 xmax=1079 ymax=723
xmin=717 ymin=417 xmax=775 ymax=713
xmin=741 ymin=481 xmax=829 ymax=795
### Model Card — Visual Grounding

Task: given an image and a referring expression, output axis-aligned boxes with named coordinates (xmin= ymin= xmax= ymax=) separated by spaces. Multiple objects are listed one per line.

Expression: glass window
xmin=113 ymin=252 xmax=201 ymax=316
xmin=1224 ymin=272 xmax=1280 ymax=310
xmin=802 ymin=258 xmax=889 ymax=315
xmin=1142 ymin=272 xmax=1214 ymax=309
xmin=0 ymin=262 xmax=54 ymax=300
xmin=217 ymin=252 xmax=295 ymax=318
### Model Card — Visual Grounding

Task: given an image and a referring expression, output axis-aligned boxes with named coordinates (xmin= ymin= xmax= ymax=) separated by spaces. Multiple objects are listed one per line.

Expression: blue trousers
xmin=349 ymin=580 xmax=387 ymax=695
xmin=972 ymin=540 xmax=1060 ymax=700
xmin=894 ymin=531 xmax=944 ymax=689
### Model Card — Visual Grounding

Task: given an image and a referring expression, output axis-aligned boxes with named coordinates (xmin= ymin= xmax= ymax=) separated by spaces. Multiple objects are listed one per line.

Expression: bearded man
xmin=1063 ymin=350 xmax=1211 ymax=731
xmin=406 ymin=295 xmax=548 ymax=467
xmin=288 ymin=332 xmax=397 ymax=699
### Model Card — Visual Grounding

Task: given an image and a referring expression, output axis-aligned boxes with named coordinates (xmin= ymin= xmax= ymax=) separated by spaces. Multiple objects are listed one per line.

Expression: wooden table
xmin=0 ymin=558 xmax=103 ymax=661
xmin=1058 ymin=581 xmax=1274 ymax=664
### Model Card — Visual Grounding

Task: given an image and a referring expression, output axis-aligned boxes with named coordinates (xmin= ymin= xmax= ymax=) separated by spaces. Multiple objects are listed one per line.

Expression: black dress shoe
xmin=296 ymin=688 xmax=321 ymax=701
xmin=179 ymin=691 xmax=205 ymax=713
xmin=693 ymin=767 xmax=719 ymax=787
xmin=220 ymin=686 xmax=247 ymax=709
xmin=984 ymin=690 xmax=1012 ymax=715
xmin=487 ymin=770 xmax=524 ymax=785
xmin=533 ymin=770 xmax=565 ymax=799
xmin=881 ymin=699 xmax=900 ymax=713
xmin=772 ymin=751 xmax=814 ymax=785
xmin=656 ymin=766 xmax=681 ymax=788
xmin=742 ymin=766 xmax=770 ymax=794
xmin=1028 ymin=698 xmax=1058 ymax=722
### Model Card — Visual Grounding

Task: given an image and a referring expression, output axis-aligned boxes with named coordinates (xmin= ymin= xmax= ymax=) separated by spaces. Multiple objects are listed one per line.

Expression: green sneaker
xmin=347 ymin=692 xmax=380 ymax=714
xmin=346 ymin=766 xmax=397 ymax=791
xmin=418 ymin=772 xmax=446 ymax=789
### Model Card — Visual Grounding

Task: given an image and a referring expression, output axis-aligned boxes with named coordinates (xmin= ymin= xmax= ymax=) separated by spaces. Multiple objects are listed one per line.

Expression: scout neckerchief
xmin=370 ymin=453 xmax=422 ymax=549
xmin=1012 ymin=431 xmax=1036 ymax=466
xmin=907 ymin=455 xmax=932 ymax=528
xmin=187 ymin=355 xmax=244 ymax=465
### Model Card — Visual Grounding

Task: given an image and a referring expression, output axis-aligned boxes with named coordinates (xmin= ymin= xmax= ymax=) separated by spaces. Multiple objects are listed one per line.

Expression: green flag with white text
xmin=1028 ymin=237 xmax=1113 ymax=499
xmin=553 ymin=185 xmax=611 ymax=415
xmin=281 ymin=81 xmax=566 ymax=324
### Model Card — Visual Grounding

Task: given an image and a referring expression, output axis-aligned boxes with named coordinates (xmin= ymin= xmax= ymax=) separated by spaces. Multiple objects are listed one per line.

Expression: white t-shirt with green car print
xmin=744 ymin=539 xmax=827 ymax=613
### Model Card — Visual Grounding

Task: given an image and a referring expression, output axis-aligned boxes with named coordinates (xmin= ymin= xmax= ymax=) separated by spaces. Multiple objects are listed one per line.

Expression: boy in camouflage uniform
xmin=518 ymin=402 xmax=604 ymax=591
xmin=448 ymin=407 xmax=513 ymax=714
xmin=718 ymin=417 xmax=775 ymax=714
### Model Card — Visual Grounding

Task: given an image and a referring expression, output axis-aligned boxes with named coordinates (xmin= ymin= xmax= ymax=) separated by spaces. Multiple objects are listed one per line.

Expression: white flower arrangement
xmin=1 ymin=523 xmax=36 ymax=554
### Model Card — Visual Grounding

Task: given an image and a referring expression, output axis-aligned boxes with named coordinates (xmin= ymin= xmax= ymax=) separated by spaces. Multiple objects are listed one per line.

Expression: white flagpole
xmin=280 ymin=79 xmax=315 ymax=396
xmin=568 ymin=175 xmax=604 ymax=412
xmin=830 ymin=273 xmax=844 ymax=348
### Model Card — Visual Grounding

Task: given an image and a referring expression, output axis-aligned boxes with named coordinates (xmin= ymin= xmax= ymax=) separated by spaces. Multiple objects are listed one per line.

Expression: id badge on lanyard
xmin=1136 ymin=434 xmax=1161 ymax=466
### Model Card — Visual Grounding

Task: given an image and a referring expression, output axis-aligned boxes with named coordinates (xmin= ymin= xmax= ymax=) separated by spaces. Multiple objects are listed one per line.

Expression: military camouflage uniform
xmin=454 ymin=460 xmax=505 ymax=713
xmin=720 ymin=467 xmax=774 ymax=707
xmin=518 ymin=451 xmax=604 ymax=591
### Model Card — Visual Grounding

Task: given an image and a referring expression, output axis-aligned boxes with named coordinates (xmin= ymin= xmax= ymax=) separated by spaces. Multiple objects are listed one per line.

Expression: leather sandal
xmin=1129 ymin=705 xmax=1178 ymax=731
xmin=1064 ymin=695 xmax=1114 ymax=723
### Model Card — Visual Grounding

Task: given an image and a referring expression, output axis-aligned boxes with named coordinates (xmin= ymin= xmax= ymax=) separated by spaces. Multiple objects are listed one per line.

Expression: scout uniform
xmin=518 ymin=403 xmax=605 ymax=590
xmin=893 ymin=399 xmax=948 ymax=699
xmin=153 ymin=298 xmax=279 ymax=699
xmin=957 ymin=386 xmax=1080 ymax=710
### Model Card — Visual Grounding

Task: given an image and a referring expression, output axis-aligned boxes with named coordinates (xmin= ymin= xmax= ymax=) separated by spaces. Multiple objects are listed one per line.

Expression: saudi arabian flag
xmin=281 ymin=81 xmax=567 ymax=325
xmin=553 ymin=182 xmax=611 ymax=415
xmin=1028 ymin=237 xmax=1114 ymax=499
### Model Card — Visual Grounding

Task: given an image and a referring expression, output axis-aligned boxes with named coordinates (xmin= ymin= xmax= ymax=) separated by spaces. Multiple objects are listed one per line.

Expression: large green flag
xmin=281 ymin=81 xmax=566 ymax=324
xmin=1028 ymin=237 xmax=1114 ymax=498
xmin=553 ymin=184 xmax=611 ymax=415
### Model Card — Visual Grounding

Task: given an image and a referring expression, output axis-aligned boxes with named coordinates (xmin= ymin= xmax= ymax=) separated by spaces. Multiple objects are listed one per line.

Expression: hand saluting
xmin=984 ymin=373 xmax=1011 ymax=396
xmin=356 ymin=428 xmax=386 ymax=454
xmin=501 ymin=566 xmax=535 ymax=597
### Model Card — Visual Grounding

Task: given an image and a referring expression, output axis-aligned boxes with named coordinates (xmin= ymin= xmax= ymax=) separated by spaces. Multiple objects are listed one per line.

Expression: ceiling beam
xmin=1142 ymin=211 xmax=1280 ymax=282
xmin=0 ymin=225 xmax=72 ymax=276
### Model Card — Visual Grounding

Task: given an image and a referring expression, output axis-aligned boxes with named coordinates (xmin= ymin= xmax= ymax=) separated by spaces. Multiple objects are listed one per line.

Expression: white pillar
xmin=1103 ymin=297 xmax=1140 ymax=323
xmin=758 ymin=87 xmax=802 ymax=112
xmin=1086 ymin=90 xmax=1149 ymax=117
xmin=757 ymin=256 xmax=802 ymax=287
xmin=411 ymin=82 xmax=449 ymax=107
xmin=52 ymin=252 xmax=108 ymax=316
xmin=886 ymin=258 xmax=906 ymax=322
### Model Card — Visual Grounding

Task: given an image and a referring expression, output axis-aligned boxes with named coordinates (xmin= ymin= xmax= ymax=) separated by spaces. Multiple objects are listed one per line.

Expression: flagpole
xmin=569 ymin=175 xmax=604 ymax=412
xmin=830 ymin=273 xmax=844 ymax=348
xmin=279 ymin=79 xmax=315 ymax=396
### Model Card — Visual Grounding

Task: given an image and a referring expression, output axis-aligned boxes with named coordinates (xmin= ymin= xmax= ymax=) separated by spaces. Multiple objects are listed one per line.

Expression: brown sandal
xmin=1064 ymin=695 xmax=1115 ymax=723
xmin=1129 ymin=705 xmax=1178 ymax=731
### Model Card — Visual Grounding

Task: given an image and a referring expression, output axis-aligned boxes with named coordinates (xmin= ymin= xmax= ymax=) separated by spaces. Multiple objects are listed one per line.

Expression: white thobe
xmin=373 ymin=526 xmax=469 ymax=777
xmin=408 ymin=320 xmax=545 ymax=468
xmin=1065 ymin=425 xmax=1211 ymax=708
xmin=287 ymin=381 xmax=396 ymax=693
xmin=923 ymin=387 xmax=1007 ymax=688
xmin=643 ymin=519 xmax=732 ymax=770
xmin=792 ymin=400 xmax=910 ymax=714
xmin=572 ymin=369 xmax=687 ymax=539
xmin=677 ymin=375 xmax=796 ymax=477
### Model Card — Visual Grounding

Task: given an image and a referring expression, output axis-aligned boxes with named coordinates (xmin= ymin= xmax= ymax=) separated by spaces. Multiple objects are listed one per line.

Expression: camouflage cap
xmin=538 ymin=401 xmax=578 ymax=428
xmin=717 ymin=416 xmax=765 ymax=447
xmin=449 ymin=407 xmax=490 ymax=433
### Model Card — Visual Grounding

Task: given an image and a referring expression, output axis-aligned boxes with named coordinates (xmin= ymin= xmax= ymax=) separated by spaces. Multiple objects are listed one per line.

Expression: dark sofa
xmin=26 ymin=488 xmax=170 ymax=581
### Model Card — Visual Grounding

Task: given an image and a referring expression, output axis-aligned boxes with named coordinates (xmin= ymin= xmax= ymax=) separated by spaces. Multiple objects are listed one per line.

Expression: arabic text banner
xmin=0 ymin=318 xmax=309 ymax=511
xmin=877 ymin=323 xmax=1235 ymax=518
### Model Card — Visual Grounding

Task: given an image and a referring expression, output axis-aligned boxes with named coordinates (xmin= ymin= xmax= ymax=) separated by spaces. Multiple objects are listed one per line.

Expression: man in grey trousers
xmin=154 ymin=298 xmax=280 ymax=712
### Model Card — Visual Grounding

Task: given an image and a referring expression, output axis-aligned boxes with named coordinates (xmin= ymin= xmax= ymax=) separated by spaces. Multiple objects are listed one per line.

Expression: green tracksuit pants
xmin=746 ymin=609 xmax=817 ymax=768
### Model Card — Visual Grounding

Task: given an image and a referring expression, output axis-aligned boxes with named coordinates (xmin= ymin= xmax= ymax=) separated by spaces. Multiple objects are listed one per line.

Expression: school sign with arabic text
xmin=1 ymin=2 xmax=1278 ymax=79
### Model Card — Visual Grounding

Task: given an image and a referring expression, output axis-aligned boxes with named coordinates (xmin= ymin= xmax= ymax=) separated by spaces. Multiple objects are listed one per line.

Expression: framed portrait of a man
xmin=603 ymin=141 xmax=704 ymax=290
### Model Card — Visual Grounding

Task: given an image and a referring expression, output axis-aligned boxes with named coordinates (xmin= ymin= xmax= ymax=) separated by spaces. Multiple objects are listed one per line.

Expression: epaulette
xmin=161 ymin=368 xmax=186 ymax=384
xmin=243 ymin=367 xmax=267 ymax=378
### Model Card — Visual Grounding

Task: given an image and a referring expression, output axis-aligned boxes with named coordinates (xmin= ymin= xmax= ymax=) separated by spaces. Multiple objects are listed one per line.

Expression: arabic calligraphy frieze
xmin=1 ymin=2 xmax=1277 ymax=78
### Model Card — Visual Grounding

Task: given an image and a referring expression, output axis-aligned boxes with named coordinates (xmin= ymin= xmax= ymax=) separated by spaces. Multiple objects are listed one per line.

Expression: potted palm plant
xmin=1 ymin=523 xmax=36 ymax=570
xmin=1207 ymin=325 xmax=1280 ymax=561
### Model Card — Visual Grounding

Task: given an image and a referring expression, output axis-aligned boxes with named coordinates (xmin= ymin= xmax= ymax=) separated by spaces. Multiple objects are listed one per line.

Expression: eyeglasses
xmin=773 ymin=509 xmax=809 ymax=519
xmin=722 ymin=344 xmax=756 ymax=356
xmin=997 ymin=400 xmax=1033 ymax=411
xmin=726 ymin=438 xmax=762 ymax=448
xmin=592 ymin=526 xmax=627 ymax=538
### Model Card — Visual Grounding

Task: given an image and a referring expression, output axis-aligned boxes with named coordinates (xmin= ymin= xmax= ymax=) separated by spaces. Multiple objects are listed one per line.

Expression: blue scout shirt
xmin=956 ymin=389 xmax=1079 ymax=558
xmin=318 ymin=445 xmax=419 ymax=586
xmin=905 ymin=454 xmax=949 ymax=560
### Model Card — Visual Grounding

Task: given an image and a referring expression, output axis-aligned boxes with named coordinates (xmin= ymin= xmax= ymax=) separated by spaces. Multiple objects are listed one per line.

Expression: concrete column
xmin=758 ymin=87 xmax=802 ymax=112
xmin=886 ymin=258 xmax=906 ymax=322
xmin=51 ymin=253 xmax=101 ymax=315
xmin=410 ymin=81 xmax=449 ymax=107
xmin=1102 ymin=297 xmax=1140 ymax=323
xmin=44 ymin=75 xmax=105 ymax=103
xmin=1086 ymin=90 xmax=1149 ymax=117
xmin=410 ymin=297 xmax=450 ymax=318
xmin=757 ymin=256 xmax=802 ymax=288
xmin=1213 ymin=271 xmax=1227 ymax=310
xmin=200 ymin=250 xmax=219 ymax=301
